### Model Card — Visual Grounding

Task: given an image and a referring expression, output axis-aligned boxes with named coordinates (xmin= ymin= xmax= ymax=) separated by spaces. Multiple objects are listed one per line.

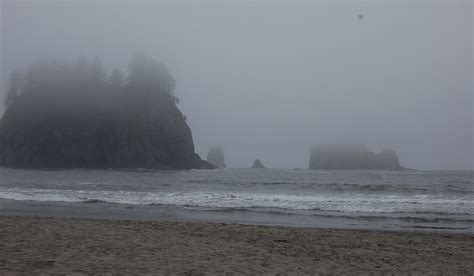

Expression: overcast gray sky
xmin=1 ymin=0 xmax=472 ymax=170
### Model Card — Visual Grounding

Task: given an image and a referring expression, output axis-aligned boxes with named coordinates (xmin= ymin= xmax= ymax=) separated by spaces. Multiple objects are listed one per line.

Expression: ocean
xmin=0 ymin=168 xmax=472 ymax=233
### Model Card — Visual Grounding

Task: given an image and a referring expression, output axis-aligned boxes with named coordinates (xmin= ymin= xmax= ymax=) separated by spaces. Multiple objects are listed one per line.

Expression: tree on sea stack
xmin=3 ymin=70 xmax=24 ymax=107
xmin=90 ymin=56 xmax=106 ymax=85
xmin=128 ymin=53 xmax=176 ymax=95
xmin=109 ymin=68 xmax=125 ymax=87
xmin=0 ymin=54 xmax=214 ymax=170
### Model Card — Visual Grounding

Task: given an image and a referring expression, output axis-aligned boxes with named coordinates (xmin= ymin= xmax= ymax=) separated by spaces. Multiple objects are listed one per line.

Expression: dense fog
xmin=1 ymin=1 xmax=472 ymax=170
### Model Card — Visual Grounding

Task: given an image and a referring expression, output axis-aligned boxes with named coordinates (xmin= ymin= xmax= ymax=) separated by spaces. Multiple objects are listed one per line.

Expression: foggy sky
xmin=1 ymin=0 xmax=472 ymax=170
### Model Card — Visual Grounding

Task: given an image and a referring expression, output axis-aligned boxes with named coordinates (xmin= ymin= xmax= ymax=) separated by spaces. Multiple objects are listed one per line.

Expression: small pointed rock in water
xmin=206 ymin=147 xmax=226 ymax=168
xmin=252 ymin=159 xmax=265 ymax=169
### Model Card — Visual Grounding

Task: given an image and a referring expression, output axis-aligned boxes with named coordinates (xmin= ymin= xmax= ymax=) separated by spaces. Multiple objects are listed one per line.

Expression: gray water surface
xmin=0 ymin=168 xmax=472 ymax=233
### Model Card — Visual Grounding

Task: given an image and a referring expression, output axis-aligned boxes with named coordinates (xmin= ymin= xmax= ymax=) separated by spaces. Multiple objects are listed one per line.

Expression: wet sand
xmin=0 ymin=215 xmax=473 ymax=274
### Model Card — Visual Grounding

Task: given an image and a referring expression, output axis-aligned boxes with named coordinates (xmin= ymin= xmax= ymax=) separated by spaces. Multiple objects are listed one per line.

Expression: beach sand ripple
xmin=0 ymin=216 xmax=473 ymax=274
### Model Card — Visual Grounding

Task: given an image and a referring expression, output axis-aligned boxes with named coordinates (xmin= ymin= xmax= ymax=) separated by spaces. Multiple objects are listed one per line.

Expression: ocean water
xmin=0 ymin=168 xmax=472 ymax=233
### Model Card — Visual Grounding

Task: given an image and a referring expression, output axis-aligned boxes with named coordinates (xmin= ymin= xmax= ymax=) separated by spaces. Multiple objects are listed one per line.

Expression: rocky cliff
xmin=309 ymin=144 xmax=404 ymax=170
xmin=0 ymin=55 xmax=214 ymax=170
xmin=206 ymin=147 xmax=226 ymax=168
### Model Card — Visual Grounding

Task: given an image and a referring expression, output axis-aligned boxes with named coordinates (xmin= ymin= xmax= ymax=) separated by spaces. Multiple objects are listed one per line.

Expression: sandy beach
xmin=0 ymin=216 xmax=473 ymax=274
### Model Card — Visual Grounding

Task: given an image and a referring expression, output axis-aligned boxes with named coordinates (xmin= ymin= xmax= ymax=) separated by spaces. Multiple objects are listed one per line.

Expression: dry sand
xmin=0 ymin=216 xmax=473 ymax=274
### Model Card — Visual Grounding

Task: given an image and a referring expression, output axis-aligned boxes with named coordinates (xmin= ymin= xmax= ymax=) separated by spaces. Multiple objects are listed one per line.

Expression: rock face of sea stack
xmin=0 ymin=55 xmax=215 ymax=170
xmin=206 ymin=147 xmax=226 ymax=168
xmin=309 ymin=144 xmax=404 ymax=170
xmin=252 ymin=159 xmax=265 ymax=169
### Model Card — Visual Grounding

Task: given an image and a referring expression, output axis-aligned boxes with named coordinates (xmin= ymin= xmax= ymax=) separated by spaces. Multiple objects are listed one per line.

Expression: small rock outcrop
xmin=309 ymin=144 xmax=404 ymax=170
xmin=252 ymin=159 xmax=265 ymax=169
xmin=206 ymin=147 xmax=226 ymax=168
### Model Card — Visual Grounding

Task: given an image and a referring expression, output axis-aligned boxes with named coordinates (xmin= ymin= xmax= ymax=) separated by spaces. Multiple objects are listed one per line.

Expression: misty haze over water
xmin=0 ymin=2 xmax=473 ymax=274
xmin=1 ymin=1 xmax=473 ymax=170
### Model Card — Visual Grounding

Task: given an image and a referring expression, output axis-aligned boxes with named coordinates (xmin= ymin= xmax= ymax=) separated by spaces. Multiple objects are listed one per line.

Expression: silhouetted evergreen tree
xmin=3 ymin=54 xmax=180 ymax=114
xmin=90 ymin=56 xmax=106 ymax=85
xmin=74 ymin=55 xmax=90 ymax=85
xmin=109 ymin=68 xmax=124 ymax=86
xmin=24 ymin=60 xmax=53 ymax=91
xmin=4 ymin=70 xmax=24 ymax=107
xmin=127 ymin=53 xmax=175 ymax=97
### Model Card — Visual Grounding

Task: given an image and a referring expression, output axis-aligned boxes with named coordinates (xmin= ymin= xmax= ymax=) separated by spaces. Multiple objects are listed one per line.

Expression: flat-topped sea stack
xmin=0 ymin=54 xmax=214 ymax=170
xmin=309 ymin=144 xmax=404 ymax=170
xmin=252 ymin=159 xmax=265 ymax=169
xmin=206 ymin=147 xmax=226 ymax=168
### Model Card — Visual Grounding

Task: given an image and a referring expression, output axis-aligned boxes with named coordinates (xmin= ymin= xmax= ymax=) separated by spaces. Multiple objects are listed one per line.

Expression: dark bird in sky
xmin=358 ymin=14 xmax=364 ymax=20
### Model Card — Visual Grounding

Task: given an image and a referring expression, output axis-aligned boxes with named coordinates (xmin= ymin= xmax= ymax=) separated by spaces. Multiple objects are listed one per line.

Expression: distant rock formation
xmin=252 ymin=159 xmax=265 ymax=169
xmin=374 ymin=149 xmax=402 ymax=170
xmin=309 ymin=144 xmax=404 ymax=170
xmin=206 ymin=147 xmax=226 ymax=168
xmin=0 ymin=54 xmax=215 ymax=170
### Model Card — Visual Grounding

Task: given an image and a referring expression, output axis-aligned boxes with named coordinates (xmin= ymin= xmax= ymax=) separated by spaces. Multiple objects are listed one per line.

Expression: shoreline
xmin=1 ymin=199 xmax=471 ymax=234
xmin=1 ymin=215 xmax=473 ymax=274
xmin=4 ymin=213 xmax=474 ymax=236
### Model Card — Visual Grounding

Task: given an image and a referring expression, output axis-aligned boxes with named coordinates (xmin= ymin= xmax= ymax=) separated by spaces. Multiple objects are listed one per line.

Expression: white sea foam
xmin=0 ymin=187 xmax=472 ymax=214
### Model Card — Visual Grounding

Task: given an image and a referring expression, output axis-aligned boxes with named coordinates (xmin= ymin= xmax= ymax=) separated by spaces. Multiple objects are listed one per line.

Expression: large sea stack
xmin=309 ymin=144 xmax=404 ymax=170
xmin=206 ymin=147 xmax=226 ymax=168
xmin=0 ymin=54 xmax=214 ymax=169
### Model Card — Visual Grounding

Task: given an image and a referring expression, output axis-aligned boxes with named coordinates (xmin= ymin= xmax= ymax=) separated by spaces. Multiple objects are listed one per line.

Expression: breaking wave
xmin=1 ymin=187 xmax=472 ymax=215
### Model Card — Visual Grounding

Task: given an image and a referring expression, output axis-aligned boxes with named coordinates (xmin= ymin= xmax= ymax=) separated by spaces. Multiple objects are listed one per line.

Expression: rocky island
xmin=0 ymin=54 xmax=214 ymax=169
xmin=251 ymin=159 xmax=265 ymax=169
xmin=206 ymin=147 xmax=226 ymax=168
xmin=309 ymin=144 xmax=405 ymax=170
